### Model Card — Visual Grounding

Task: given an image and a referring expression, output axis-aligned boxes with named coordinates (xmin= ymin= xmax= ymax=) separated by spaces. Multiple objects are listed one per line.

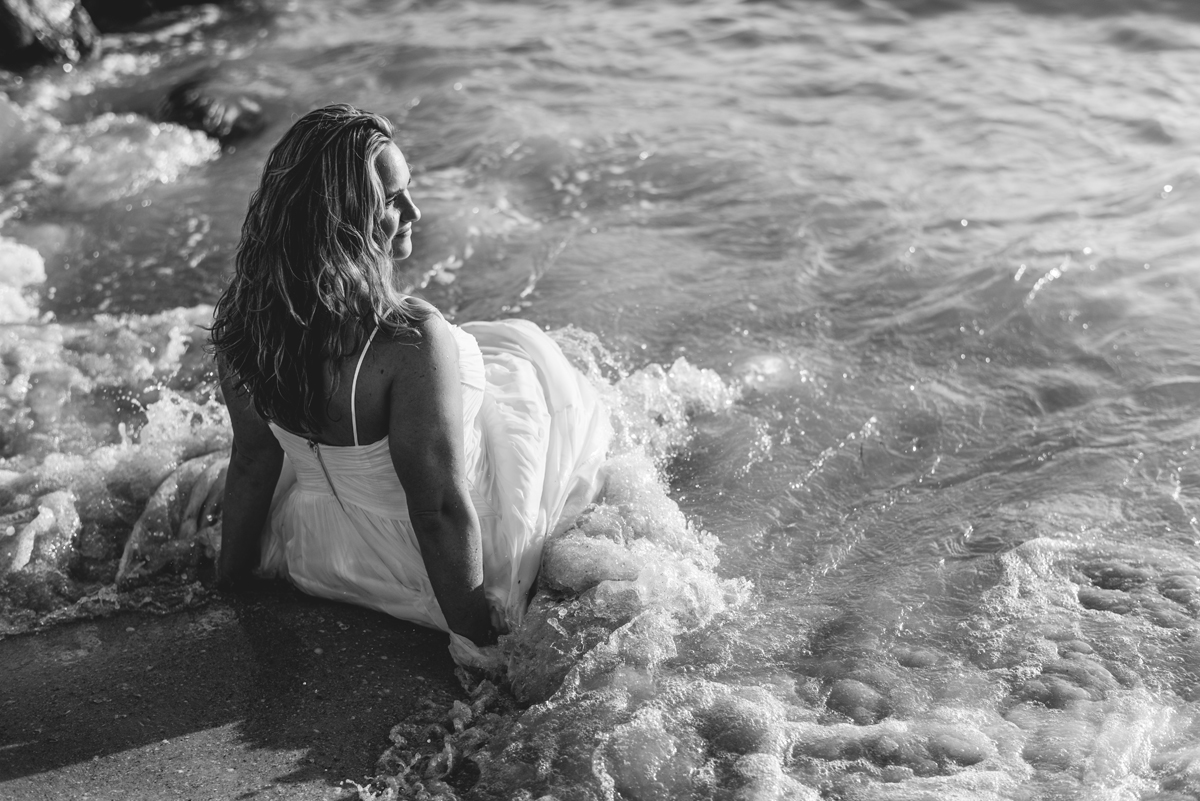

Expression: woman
xmin=209 ymin=105 xmax=610 ymax=661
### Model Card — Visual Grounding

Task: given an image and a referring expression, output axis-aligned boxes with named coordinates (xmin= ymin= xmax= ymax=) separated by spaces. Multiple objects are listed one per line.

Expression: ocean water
xmin=4 ymin=0 xmax=1200 ymax=798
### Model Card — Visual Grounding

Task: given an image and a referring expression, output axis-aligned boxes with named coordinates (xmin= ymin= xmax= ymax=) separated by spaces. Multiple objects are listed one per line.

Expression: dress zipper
xmin=308 ymin=439 xmax=349 ymax=516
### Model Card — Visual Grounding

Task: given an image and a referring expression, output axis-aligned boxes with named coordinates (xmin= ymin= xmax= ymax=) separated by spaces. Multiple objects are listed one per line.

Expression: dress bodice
xmin=267 ymin=324 xmax=490 ymax=518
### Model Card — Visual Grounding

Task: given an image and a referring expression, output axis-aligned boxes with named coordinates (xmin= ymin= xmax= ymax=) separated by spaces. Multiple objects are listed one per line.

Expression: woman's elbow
xmin=409 ymin=505 xmax=469 ymax=535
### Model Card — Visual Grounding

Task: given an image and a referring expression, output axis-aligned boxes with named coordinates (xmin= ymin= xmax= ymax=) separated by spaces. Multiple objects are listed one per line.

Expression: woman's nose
xmin=399 ymin=196 xmax=421 ymax=223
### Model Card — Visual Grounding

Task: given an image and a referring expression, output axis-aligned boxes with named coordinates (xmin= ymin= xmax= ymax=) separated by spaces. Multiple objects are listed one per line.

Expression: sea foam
xmin=361 ymin=343 xmax=754 ymax=801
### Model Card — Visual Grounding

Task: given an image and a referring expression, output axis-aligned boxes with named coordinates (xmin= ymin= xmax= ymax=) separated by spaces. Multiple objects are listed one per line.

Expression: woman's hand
xmin=489 ymin=601 xmax=510 ymax=640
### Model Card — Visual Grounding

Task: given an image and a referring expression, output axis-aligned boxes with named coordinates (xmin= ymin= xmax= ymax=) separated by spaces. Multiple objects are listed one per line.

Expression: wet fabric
xmin=259 ymin=319 xmax=611 ymax=663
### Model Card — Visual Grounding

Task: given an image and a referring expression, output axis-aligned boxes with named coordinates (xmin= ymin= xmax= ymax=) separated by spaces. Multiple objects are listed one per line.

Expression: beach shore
xmin=0 ymin=583 xmax=462 ymax=800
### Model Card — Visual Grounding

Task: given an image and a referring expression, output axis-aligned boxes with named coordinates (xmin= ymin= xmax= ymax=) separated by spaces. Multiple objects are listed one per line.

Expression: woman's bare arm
xmin=388 ymin=316 xmax=494 ymax=646
xmin=217 ymin=358 xmax=284 ymax=585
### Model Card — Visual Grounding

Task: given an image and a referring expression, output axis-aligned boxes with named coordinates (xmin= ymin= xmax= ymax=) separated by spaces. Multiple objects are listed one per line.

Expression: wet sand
xmin=0 ymin=583 xmax=463 ymax=800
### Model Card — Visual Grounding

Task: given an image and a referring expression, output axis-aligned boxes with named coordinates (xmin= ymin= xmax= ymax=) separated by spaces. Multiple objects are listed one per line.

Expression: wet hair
xmin=210 ymin=103 xmax=430 ymax=435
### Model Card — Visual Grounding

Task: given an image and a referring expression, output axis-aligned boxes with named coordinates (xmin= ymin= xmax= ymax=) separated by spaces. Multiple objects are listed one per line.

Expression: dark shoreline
xmin=0 ymin=583 xmax=463 ymax=800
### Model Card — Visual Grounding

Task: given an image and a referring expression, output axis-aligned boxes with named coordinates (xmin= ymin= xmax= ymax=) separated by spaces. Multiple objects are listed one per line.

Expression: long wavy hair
xmin=209 ymin=104 xmax=430 ymax=435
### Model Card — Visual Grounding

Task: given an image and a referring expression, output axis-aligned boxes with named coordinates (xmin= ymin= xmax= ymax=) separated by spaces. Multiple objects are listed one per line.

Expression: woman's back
xmin=301 ymin=306 xmax=443 ymax=448
xmin=264 ymin=319 xmax=488 ymax=514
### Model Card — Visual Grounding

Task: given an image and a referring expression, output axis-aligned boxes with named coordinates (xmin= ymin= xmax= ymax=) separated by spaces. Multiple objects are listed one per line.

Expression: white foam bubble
xmin=0 ymin=237 xmax=46 ymax=322
xmin=601 ymin=706 xmax=706 ymax=801
xmin=0 ymin=236 xmax=45 ymax=287
xmin=0 ymin=305 xmax=229 ymax=612
xmin=607 ymin=358 xmax=740 ymax=462
xmin=31 ymin=114 xmax=220 ymax=210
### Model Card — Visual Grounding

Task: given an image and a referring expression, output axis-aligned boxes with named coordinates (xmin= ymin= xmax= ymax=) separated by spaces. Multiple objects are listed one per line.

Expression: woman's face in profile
xmin=376 ymin=142 xmax=420 ymax=260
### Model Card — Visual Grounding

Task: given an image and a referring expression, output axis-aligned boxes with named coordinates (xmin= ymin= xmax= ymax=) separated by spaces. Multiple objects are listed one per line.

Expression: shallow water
xmin=5 ymin=0 xmax=1200 ymax=798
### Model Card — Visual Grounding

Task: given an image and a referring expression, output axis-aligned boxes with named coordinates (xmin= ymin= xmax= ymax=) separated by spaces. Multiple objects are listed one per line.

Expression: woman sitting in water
xmin=209 ymin=104 xmax=610 ymax=660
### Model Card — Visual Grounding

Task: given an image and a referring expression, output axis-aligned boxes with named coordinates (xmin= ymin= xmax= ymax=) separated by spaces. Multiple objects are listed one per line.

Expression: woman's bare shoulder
xmin=373 ymin=305 xmax=457 ymax=378
xmin=380 ymin=307 xmax=462 ymax=430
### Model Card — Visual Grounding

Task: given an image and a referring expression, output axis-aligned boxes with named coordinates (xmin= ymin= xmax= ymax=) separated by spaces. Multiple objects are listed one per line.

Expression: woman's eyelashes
xmin=387 ymin=184 xmax=411 ymax=207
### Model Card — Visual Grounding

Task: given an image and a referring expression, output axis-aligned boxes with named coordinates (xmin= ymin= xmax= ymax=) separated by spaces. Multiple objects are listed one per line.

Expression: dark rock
xmin=81 ymin=0 xmax=163 ymax=30
xmin=0 ymin=0 xmax=98 ymax=70
xmin=159 ymin=77 xmax=265 ymax=143
xmin=80 ymin=0 xmax=207 ymax=31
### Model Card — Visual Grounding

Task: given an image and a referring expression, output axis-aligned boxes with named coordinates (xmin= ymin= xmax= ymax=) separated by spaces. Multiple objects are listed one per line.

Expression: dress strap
xmin=350 ymin=325 xmax=380 ymax=447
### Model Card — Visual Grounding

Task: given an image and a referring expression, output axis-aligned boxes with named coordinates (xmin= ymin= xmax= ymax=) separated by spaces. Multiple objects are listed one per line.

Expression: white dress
xmin=258 ymin=319 xmax=610 ymax=662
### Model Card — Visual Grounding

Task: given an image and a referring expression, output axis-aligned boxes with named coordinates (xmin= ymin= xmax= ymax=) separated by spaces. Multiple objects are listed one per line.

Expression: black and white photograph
xmin=2 ymin=1 xmax=1200 ymax=799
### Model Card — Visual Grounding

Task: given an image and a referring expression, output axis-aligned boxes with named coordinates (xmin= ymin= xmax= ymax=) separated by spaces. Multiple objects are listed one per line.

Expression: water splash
xmin=358 ymin=343 xmax=752 ymax=801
